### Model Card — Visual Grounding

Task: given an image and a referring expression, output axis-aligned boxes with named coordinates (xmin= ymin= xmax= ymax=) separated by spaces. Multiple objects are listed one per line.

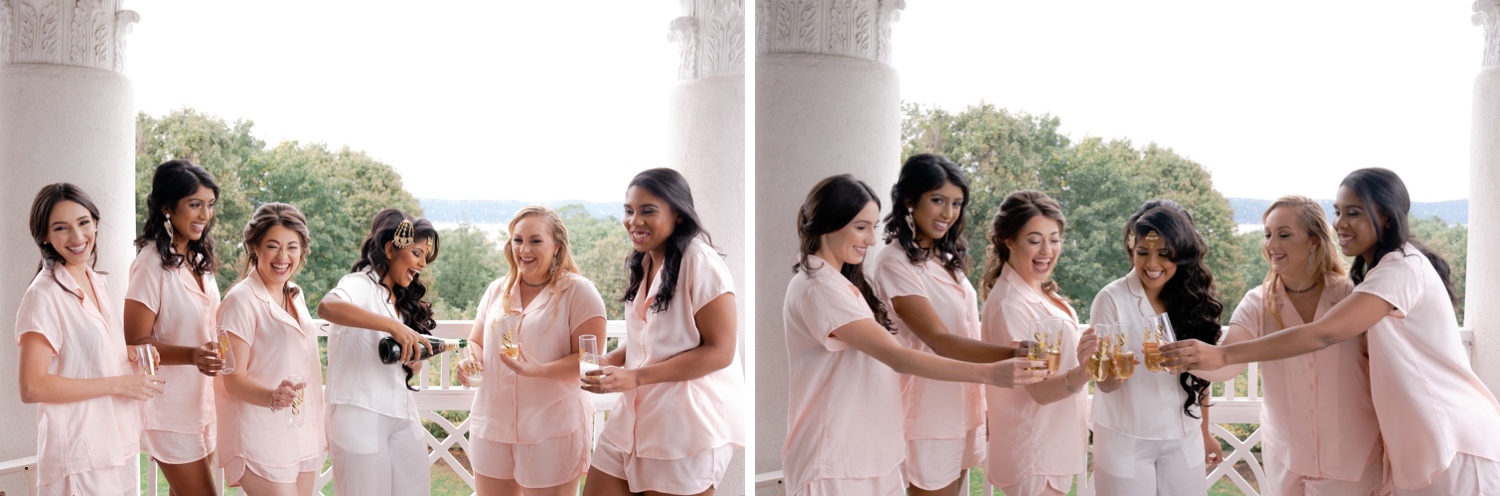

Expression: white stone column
xmin=666 ymin=1 xmax=749 ymax=494
xmin=753 ymin=0 xmax=904 ymax=489
xmin=1469 ymin=0 xmax=1500 ymax=394
xmin=0 ymin=0 xmax=137 ymax=493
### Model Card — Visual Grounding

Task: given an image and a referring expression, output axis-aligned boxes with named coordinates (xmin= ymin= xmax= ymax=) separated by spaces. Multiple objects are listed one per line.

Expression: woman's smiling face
xmin=623 ymin=185 xmax=679 ymax=258
xmin=46 ymin=200 xmax=96 ymax=266
xmin=1132 ymin=232 xmax=1176 ymax=292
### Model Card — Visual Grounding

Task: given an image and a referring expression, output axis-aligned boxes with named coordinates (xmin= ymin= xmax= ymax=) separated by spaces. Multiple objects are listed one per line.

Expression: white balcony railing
xmin=755 ymin=328 xmax=1480 ymax=496
xmin=0 ymin=328 xmax=1482 ymax=496
xmin=0 ymin=319 xmax=628 ymax=496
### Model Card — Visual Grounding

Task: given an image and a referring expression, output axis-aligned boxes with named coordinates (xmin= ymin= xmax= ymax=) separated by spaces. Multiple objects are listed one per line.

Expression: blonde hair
xmin=1261 ymin=195 xmax=1346 ymax=329
xmin=500 ymin=205 xmax=581 ymax=310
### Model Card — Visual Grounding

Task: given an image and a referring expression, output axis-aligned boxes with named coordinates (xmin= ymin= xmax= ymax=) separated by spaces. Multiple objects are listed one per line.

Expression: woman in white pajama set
xmin=320 ymin=209 xmax=442 ymax=496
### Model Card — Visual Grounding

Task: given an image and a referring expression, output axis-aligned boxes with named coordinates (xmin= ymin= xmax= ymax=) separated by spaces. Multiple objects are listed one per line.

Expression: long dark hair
xmin=1125 ymin=200 xmax=1223 ymax=418
xmin=979 ymin=190 xmax=1068 ymax=299
xmin=620 ymin=168 xmax=713 ymax=313
xmin=29 ymin=183 xmax=102 ymax=273
xmin=1340 ymin=168 xmax=1456 ymax=306
xmin=883 ymin=153 xmax=971 ymax=275
xmin=795 ymin=175 xmax=895 ymax=332
xmin=135 ymin=159 xmax=220 ymax=276
xmin=351 ymin=208 xmax=439 ymax=390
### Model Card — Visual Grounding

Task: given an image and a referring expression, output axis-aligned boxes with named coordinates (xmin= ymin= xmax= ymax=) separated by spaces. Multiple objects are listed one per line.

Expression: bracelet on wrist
xmin=1064 ymin=368 xmax=1079 ymax=394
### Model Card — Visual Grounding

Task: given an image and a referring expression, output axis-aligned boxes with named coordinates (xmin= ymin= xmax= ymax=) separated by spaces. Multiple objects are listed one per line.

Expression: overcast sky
xmin=127 ymin=1 xmax=680 ymax=203
xmin=894 ymin=2 xmax=1480 ymax=202
xmin=127 ymin=3 xmax=1482 ymax=203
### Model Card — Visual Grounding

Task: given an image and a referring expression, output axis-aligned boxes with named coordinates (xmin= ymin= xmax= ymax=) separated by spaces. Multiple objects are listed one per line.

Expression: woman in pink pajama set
xmin=781 ymin=174 xmax=1043 ymax=496
xmin=1166 ymin=167 xmax=1500 ymax=494
xmin=1190 ymin=195 xmax=1385 ymax=495
xmin=977 ymin=190 xmax=1094 ymax=496
xmin=125 ymin=159 xmax=226 ymax=495
xmin=16 ymin=183 xmax=158 ymax=496
xmin=460 ymin=205 xmax=607 ymax=496
xmin=215 ymin=203 xmax=327 ymax=495
xmin=581 ymin=168 xmax=745 ymax=496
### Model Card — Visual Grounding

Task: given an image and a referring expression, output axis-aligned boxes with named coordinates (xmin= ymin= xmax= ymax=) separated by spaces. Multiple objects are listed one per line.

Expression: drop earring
xmin=904 ymin=208 xmax=915 ymax=233
xmin=164 ymin=213 xmax=174 ymax=242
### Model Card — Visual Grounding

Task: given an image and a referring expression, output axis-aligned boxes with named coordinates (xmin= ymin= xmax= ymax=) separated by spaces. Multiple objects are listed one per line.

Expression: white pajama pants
xmin=328 ymin=404 xmax=431 ymax=496
xmin=1091 ymin=425 xmax=1205 ymax=496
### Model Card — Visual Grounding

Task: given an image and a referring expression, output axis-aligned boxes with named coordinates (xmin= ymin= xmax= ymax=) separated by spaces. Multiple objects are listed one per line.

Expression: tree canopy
xmin=135 ymin=109 xmax=631 ymax=320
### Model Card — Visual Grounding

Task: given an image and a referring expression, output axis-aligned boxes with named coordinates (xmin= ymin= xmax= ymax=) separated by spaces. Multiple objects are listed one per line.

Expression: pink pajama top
xmin=1230 ymin=277 xmax=1382 ymax=480
xmin=1355 ymin=244 xmax=1500 ymax=489
xmin=214 ymin=270 xmax=326 ymax=469
xmin=14 ymin=263 xmax=141 ymax=487
xmin=125 ymin=242 xmax=219 ymax=436
xmin=469 ymin=273 xmax=605 ymax=444
xmin=981 ymin=264 xmax=1086 ymax=486
xmin=598 ymin=238 xmax=746 ymax=459
xmin=871 ymin=245 xmax=984 ymax=442
xmin=782 ymin=255 xmax=905 ymax=490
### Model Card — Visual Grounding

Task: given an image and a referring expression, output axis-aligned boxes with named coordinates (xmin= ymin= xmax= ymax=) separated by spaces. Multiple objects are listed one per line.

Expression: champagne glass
xmin=490 ymin=313 xmax=520 ymax=359
xmin=1111 ymin=325 xmax=1135 ymax=380
xmin=215 ymin=329 xmax=238 ymax=375
xmin=579 ymin=335 xmax=601 ymax=379
xmin=285 ymin=374 xmax=306 ymax=428
xmin=1031 ymin=317 xmax=1065 ymax=374
xmin=460 ymin=346 xmax=483 ymax=388
xmin=1088 ymin=323 xmax=1114 ymax=382
xmin=1143 ymin=313 xmax=1175 ymax=372
xmin=136 ymin=343 xmax=158 ymax=376
xmin=1039 ymin=317 xmax=1070 ymax=374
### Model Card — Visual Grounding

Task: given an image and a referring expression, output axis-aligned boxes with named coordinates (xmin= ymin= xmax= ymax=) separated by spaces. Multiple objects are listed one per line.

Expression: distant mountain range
xmin=419 ymin=199 xmax=619 ymax=224
xmin=1228 ymin=198 xmax=1468 ymax=226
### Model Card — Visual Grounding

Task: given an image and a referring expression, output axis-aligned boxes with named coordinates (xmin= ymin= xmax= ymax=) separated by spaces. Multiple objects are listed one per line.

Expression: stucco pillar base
xmin=669 ymin=71 xmax=749 ymax=494
xmin=1468 ymin=66 xmax=1500 ymax=393
xmin=753 ymin=52 xmax=900 ymax=485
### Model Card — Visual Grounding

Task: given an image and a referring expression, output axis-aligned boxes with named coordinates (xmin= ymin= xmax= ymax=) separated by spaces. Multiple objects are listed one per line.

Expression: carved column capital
xmin=671 ymin=0 xmax=745 ymax=81
xmin=756 ymin=0 xmax=904 ymax=64
xmin=1477 ymin=0 xmax=1500 ymax=68
xmin=0 ymin=0 xmax=138 ymax=72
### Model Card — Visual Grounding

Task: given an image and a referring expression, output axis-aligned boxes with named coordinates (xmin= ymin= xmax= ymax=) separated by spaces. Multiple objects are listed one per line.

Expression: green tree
xmin=426 ymin=222 xmax=507 ymax=319
xmin=559 ymin=204 xmax=631 ymax=320
xmin=1410 ymin=216 xmax=1468 ymax=326
xmin=901 ymin=103 xmax=1247 ymax=323
xmin=136 ymin=110 xmax=422 ymax=313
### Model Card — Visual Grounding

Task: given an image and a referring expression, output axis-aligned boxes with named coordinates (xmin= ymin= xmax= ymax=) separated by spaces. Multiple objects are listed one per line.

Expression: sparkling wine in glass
xmin=285 ymin=374 xmax=306 ymax=428
xmin=460 ymin=346 xmax=483 ymax=388
xmin=215 ymin=329 xmax=238 ymax=375
xmin=136 ymin=343 xmax=158 ymax=376
xmin=1143 ymin=313 xmax=1176 ymax=372
xmin=579 ymin=335 xmax=601 ymax=379
xmin=490 ymin=313 xmax=520 ymax=359
xmin=1111 ymin=329 xmax=1135 ymax=380
xmin=1088 ymin=323 xmax=1113 ymax=382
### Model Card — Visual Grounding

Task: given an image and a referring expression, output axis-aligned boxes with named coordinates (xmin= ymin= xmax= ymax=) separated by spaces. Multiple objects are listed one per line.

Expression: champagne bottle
xmin=377 ymin=336 xmax=467 ymax=364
